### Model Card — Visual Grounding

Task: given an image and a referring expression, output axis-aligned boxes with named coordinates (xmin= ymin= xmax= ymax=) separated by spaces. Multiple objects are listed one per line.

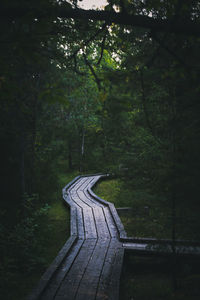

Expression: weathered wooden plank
xmin=70 ymin=206 xmax=78 ymax=236
xmin=77 ymin=189 xmax=96 ymax=207
xmin=76 ymin=207 xmax=85 ymax=239
xmin=123 ymin=242 xmax=200 ymax=257
xmin=69 ymin=177 xmax=88 ymax=197
xmin=72 ymin=194 xmax=89 ymax=209
xmin=54 ymin=239 xmax=97 ymax=300
xmin=71 ymin=179 xmax=92 ymax=208
xmin=78 ymin=176 xmax=95 ymax=192
xmin=72 ymin=180 xmax=98 ymax=239
xmin=27 ymin=235 xmax=78 ymax=300
xmin=88 ymin=182 xmax=127 ymax=239
xmin=82 ymin=207 xmax=98 ymax=239
xmin=62 ymin=176 xmax=82 ymax=195
xmin=103 ymin=207 xmax=119 ymax=238
xmin=77 ymin=177 xmax=90 ymax=189
xmin=40 ymin=239 xmax=84 ymax=300
xmin=106 ymin=247 xmax=124 ymax=300
xmin=108 ymin=203 xmax=127 ymax=239
xmin=75 ymin=238 xmax=110 ymax=300
xmin=95 ymin=239 xmax=122 ymax=300
xmin=92 ymin=207 xmax=110 ymax=239
xmin=121 ymin=236 xmax=200 ymax=246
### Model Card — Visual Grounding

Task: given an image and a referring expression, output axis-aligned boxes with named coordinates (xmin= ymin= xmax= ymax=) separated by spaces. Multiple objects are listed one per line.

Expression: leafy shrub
xmin=0 ymin=194 xmax=50 ymax=298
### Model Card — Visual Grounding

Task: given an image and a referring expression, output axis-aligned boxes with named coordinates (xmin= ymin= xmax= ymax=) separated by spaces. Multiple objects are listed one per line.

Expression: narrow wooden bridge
xmin=28 ymin=174 xmax=200 ymax=300
xmin=28 ymin=174 xmax=125 ymax=300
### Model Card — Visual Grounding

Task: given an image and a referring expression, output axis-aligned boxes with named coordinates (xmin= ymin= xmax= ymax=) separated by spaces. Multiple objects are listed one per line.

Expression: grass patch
xmin=22 ymin=171 xmax=80 ymax=298
xmin=94 ymin=178 xmax=200 ymax=240
xmin=94 ymin=178 xmax=170 ymax=238
xmin=35 ymin=170 xmax=80 ymax=270
xmin=93 ymin=178 xmax=132 ymax=207
xmin=41 ymin=199 xmax=70 ymax=265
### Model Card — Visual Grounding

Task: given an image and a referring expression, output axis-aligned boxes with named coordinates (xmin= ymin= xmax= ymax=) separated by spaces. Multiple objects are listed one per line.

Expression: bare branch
xmin=67 ymin=22 xmax=107 ymax=62
xmin=97 ymin=30 xmax=107 ymax=65
xmin=57 ymin=8 xmax=200 ymax=37
xmin=2 ymin=5 xmax=200 ymax=37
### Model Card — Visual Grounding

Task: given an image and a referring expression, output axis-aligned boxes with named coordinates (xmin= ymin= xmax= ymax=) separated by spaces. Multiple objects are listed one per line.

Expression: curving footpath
xmin=28 ymin=174 xmax=126 ymax=300
xmin=28 ymin=174 xmax=200 ymax=300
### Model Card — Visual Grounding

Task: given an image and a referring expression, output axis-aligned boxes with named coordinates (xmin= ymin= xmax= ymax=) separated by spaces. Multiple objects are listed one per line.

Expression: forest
xmin=0 ymin=0 xmax=200 ymax=299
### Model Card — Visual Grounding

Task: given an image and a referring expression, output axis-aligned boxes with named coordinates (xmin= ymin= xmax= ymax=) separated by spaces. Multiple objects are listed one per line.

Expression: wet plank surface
xmin=28 ymin=175 xmax=125 ymax=300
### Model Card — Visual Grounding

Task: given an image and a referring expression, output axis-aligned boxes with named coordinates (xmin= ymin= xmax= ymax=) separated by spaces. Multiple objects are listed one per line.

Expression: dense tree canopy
xmin=0 ymin=0 xmax=200 ymax=299
xmin=1 ymin=0 xmax=200 ymax=35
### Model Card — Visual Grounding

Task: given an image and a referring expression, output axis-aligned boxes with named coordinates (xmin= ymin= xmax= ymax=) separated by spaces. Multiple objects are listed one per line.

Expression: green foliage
xmin=1 ymin=0 xmax=200 ymax=298
xmin=44 ymin=200 xmax=70 ymax=263
xmin=0 ymin=170 xmax=75 ymax=300
xmin=0 ymin=194 xmax=49 ymax=299
xmin=94 ymin=179 xmax=122 ymax=206
xmin=94 ymin=178 xmax=200 ymax=240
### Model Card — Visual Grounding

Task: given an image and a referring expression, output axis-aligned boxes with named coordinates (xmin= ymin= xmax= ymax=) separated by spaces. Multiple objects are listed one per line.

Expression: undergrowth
xmin=120 ymin=254 xmax=200 ymax=300
xmin=0 ymin=170 xmax=79 ymax=300
xmin=94 ymin=178 xmax=200 ymax=240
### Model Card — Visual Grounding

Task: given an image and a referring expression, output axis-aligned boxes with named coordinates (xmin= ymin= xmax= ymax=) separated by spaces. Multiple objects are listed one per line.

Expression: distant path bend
xmin=28 ymin=174 xmax=126 ymax=300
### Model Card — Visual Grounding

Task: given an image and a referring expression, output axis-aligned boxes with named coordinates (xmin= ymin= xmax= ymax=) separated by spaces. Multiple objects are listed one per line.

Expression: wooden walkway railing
xmin=28 ymin=174 xmax=200 ymax=300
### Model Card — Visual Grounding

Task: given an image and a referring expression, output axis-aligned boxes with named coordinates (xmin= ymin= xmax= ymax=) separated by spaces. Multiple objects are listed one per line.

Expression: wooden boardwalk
xmin=28 ymin=175 xmax=126 ymax=300
xmin=28 ymin=174 xmax=200 ymax=300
